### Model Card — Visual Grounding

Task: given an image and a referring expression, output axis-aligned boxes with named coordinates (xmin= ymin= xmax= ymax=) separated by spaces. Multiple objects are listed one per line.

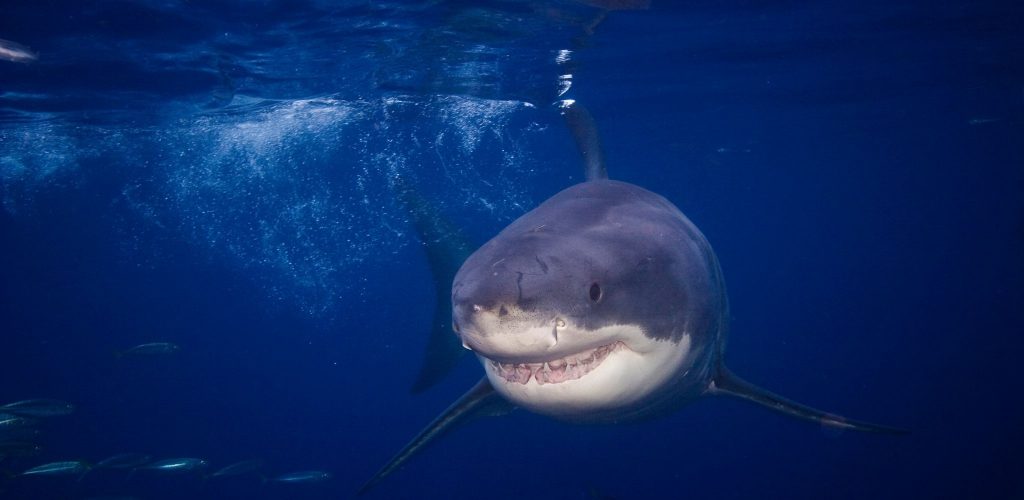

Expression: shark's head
xmin=452 ymin=181 xmax=727 ymax=422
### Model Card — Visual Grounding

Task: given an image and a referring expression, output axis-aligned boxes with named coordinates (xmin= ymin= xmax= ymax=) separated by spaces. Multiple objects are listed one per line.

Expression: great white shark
xmin=361 ymin=101 xmax=904 ymax=494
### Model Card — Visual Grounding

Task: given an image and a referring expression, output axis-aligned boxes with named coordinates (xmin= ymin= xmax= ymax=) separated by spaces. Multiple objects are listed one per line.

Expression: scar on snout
xmin=535 ymin=255 xmax=549 ymax=274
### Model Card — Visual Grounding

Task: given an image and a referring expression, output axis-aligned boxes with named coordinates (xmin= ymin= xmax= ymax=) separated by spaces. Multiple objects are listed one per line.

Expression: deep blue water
xmin=1 ymin=1 xmax=1022 ymax=499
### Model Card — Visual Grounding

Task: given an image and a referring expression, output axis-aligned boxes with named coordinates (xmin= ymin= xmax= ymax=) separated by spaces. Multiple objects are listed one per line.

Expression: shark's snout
xmin=453 ymin=253 xmax=550 ymax=311
xmin=453 ymin=302 xmax=561 ymax=363
xmin=452 ymin=254 xmax=572 ymax=363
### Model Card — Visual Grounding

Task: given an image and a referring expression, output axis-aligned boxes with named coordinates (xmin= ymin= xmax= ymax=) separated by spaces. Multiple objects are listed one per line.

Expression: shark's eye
xmin=589 ymin=282 xmax=602 ymax=302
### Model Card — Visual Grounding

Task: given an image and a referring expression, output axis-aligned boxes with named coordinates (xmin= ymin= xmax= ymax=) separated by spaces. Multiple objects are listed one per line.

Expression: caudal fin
xmin=708 ymin=366 xmax=908 ymax=435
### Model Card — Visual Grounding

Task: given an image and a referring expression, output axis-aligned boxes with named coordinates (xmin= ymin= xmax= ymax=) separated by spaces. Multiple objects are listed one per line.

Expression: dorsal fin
xmin=560 ymin=100 xmax=608 ymax=181
xmin=708 ymin=366 xmax=908 ymax=434
xmin=392 ymin=176 xmax=476 ymax=393
xmin=358 ymin=378 xmax=512 ymax=495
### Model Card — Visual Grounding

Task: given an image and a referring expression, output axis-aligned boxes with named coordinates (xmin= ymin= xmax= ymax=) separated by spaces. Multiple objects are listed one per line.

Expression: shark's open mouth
xmin=487 ymin=341 xmax=628 ymax=386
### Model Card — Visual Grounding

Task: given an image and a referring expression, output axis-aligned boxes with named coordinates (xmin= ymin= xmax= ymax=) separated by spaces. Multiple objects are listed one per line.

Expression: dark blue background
xmin=1 ymin=1 xmax=1022 ymax=499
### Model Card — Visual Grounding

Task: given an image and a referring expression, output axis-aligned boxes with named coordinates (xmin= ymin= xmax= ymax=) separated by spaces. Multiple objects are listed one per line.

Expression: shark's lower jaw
xmin=486 ymin=341 xmax=627 ymax=386
xmin=474 ymin=326 xmax=695 ymax=422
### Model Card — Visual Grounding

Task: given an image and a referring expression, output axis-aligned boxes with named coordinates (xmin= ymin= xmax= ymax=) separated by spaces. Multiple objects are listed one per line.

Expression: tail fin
xmin=709 ymin=366 xmax=908 ymax=435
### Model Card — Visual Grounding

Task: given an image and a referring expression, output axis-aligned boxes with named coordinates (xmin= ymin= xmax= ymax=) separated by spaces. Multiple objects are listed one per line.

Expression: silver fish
xmin=0 ymin=39 xmax=37 ymax=63
xmin=116 ymin=342 xmax=180 ymax=357
xmin=22 ymin=460 xmax=90 ymax=476
xmin=94 ymin=453 xmax=152 ymax=469
xmin=0 ymin=399 xmax=75 ymax=417
xmin=210 ymin=459 xmax=263 ymax=477
xmin=0 ymin=413 xmax=36 ymax=427
xmin=270 ymin=470 xmax=331 ymax=483
xmin=139 ymin=457 xmax=208 ymax=472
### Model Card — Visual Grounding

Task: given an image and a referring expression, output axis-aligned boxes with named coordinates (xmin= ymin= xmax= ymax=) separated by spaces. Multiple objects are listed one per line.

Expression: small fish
xmin=22 ymin=460 xmax=90 ymax=476
xmin=94 ymin=453 xmax=152 ymax=469
xmin=0 ymin=413 xmax=36 ymax=427
xmin=0 ymin=399 xmax=75 ymax=417
xmin=968 ymin=117 xmax=1000 ymax=125
xmin=139 ymin=457 xmax=208 ymax=473
xmin=210 ymin=459 xmax=263 ymax=478
xmin=269 ymin=470 xmax=331 ymax=483
xmin=0 ymin=39 xmax=37 ymax=63
xmin=116 ymin=342 xmax=180 ymax=357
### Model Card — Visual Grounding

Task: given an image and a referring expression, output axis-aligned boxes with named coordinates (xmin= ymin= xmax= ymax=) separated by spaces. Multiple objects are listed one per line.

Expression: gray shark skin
xmin=400 ymin=104 xmax=607 ymax=395
xmin=451 ymin=179 xmax=725 ymax=423
xmin=361 ymin=178 xmax=905 ymax=494
xmin=360 ymin=104 xmax=904 ymax=495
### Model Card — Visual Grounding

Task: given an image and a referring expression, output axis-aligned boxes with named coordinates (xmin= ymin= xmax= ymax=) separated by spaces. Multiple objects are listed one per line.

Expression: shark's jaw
xmin=468 ymin=322 xmax=694 ymax=421
xmin=486 ymin=341 xmax=628 ymax=385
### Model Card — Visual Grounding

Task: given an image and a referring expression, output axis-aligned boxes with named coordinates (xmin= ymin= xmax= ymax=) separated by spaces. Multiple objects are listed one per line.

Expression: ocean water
xmin=1 ymin=1 xmax=1022 ymax=499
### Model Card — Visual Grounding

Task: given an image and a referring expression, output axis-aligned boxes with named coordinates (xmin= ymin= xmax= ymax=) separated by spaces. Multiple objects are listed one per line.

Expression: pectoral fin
xmin=358 ymin=377 xmax=512 ymax=495
xmin=709 ymin=366 xmax=908 ymax=435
